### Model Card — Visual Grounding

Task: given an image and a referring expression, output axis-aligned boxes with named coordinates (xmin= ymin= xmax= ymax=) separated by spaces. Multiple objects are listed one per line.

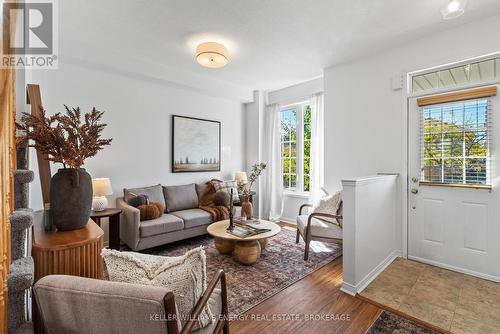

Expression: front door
xmin=408 ymin=86 xmax=500 ymax=281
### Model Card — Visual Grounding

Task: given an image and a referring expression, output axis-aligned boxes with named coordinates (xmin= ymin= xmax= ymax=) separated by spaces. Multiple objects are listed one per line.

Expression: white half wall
xmin=341 ymin=174 xmax=400 ymax=296
xmin=27 ymin=61 xmax=245 ymax=241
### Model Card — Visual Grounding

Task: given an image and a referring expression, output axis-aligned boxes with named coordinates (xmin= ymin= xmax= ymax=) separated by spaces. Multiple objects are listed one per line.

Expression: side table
xmin=32 ymin=211 xmax=104 ymax=333
xmin=90 ymin=208 xmax=122 ymax=250
xmin=32 ymin=211 xmax=104 ymax=281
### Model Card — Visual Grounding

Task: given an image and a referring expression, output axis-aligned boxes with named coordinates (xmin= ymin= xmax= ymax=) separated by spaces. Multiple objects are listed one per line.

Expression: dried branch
xmin=16 ymin=106 xmax=112 ymax=169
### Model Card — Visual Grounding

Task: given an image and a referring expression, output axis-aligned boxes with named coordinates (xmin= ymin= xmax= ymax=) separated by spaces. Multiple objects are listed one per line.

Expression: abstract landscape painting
xmin=172 ymin=115 xmax=221 ymax=172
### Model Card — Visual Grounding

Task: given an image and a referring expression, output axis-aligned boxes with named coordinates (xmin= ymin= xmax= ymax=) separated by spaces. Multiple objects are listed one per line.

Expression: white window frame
xmin=280 ymin=101 xmax=310 ymax=194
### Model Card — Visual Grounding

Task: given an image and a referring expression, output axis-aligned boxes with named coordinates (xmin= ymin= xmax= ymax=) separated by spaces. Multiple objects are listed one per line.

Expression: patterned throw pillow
xmin=213 ymin=180 xmax=239 ymax=203
xmin=102 ymin=247 xmax=213 ymax=329
xmin=313 ymin=191 xmax=343 ymax=227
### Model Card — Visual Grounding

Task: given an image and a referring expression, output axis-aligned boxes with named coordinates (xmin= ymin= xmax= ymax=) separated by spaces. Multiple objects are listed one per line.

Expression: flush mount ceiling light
xmin=196 ymin=42 xmax=228 ymax=68
xmin=441 ymin=0 xmax=467 ymax=20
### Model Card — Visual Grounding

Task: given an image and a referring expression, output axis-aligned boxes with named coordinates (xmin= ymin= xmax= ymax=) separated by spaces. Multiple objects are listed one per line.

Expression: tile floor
xmin=360 ymin=258 xmax=500 ymax=334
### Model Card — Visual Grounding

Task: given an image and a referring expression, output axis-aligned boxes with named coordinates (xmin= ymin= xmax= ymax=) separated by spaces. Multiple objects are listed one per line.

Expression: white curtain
xmin=309 ymin=92 xmax=325 ymax=206
xmin=261 ymin=103 xmax=284 ymax=221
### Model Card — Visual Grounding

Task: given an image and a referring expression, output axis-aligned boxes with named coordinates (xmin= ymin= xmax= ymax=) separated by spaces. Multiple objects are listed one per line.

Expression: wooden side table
xmin=32 ymin=211 xmax=104 ymax=281
xmin=32 ymin=211 xmax=104 ymax=333
xmin=90 ymin=208 xmax=122 ymax=250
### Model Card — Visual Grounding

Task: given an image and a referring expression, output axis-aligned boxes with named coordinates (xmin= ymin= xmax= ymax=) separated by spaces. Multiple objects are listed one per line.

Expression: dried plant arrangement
xmin=238 ymin=162 xmax=267 ymax=195
xmin=16 ymin=105 xmax=112 ymax=168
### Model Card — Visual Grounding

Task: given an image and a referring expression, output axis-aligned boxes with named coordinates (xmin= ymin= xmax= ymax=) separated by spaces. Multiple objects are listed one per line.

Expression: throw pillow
xmin=313 ymin=191 xmax=343 ymax=226
xmin=213 ymin=190 xmax=230 ymax=207
xmin=138 ymin=202 xmax=163 ymax=221
xmin=127 ymin=193 xmax=149 ymax=207
xmin=102 ymin=247 xmax=212 ymax=329
xmin=124 ymin=184 xmax=166 ymax=210
xmin=213 ymin=180 xmax=239 ymax=203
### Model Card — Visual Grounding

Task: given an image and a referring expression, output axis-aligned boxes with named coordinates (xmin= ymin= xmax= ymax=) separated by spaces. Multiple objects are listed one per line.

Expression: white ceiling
xmin=59 ymin=0 xmax=500 ymax=96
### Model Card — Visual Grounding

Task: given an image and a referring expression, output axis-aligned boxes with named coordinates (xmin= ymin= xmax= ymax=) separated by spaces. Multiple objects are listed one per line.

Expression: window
xmin=420 ymin=98 xmax=491 ymax=185
xmin=280 ymin=102 xmax=311 ymax=192
xmin=411 ymin=55 xmax=500 ymax=93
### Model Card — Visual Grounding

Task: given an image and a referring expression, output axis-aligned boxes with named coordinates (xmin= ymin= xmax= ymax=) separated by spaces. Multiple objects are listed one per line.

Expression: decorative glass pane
xmin=465 ymin=158 xmax=487 ymax=184
xmin=413 ymin=56 xmax=500 ymax=93
xmin=421 ymin=99 xmax=489 ymax=185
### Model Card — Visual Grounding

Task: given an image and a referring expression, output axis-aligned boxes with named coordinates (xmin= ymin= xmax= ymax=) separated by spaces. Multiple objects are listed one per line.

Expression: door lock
xmin=411 ymin=188 xmax=418 ymax=194
xmin=411 ymin=177 xmax=420 ymax=183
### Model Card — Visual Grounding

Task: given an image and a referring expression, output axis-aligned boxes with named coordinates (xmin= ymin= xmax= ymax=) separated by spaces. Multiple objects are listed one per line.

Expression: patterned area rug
xmin=138 ymin=228 xmax=342 ymax=316
xmin=366 ymin=311 xmax=438 ymax=334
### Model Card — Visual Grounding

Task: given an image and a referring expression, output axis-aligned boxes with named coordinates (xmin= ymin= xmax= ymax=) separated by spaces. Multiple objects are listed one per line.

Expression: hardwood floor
xmin=230 ymin=257 xmax=382 ymax=334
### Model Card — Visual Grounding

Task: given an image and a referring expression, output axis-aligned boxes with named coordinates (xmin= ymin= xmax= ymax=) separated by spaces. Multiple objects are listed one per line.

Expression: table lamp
xmin=234 ymin=171 xmax=248 ymax=185
xmin=92 ymin=178 xmax=113 ymax=211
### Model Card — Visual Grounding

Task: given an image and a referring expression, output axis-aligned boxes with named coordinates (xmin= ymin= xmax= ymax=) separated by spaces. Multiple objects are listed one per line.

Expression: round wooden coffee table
xmin=207 ymin=219 xmax=281 ymax=265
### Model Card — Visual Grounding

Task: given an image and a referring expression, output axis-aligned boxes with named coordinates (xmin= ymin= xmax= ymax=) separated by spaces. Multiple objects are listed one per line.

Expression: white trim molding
xmin=408 ymin=256 xmax=500 ymax=284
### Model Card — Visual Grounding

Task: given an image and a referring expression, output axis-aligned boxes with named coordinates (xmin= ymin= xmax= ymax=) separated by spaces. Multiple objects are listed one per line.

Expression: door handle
xmin=411 ymin=188 xmax=418 ymax=194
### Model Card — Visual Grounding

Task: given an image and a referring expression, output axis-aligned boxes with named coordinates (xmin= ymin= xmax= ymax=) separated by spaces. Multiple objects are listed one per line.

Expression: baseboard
xmin=356 ymin=250 xmax=401 ymax=293
xmin=279 ymin=217 xmax=296 ymax=224
xmin=408 ymin=255 xmax=500 ymax=283
xmin=342 ymin=250 xmax=401 ymax=296
xmin=340 ymin=282 xmax=357 ymax=296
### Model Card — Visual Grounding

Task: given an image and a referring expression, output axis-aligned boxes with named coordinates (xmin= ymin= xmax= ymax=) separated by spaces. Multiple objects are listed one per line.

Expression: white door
xmin=408 ymin=87 xmax=500 ymax=282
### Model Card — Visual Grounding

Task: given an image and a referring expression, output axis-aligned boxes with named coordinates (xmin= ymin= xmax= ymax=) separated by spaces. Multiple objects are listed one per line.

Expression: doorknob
xmin=411 ymin=188 xmax=418 ymax=194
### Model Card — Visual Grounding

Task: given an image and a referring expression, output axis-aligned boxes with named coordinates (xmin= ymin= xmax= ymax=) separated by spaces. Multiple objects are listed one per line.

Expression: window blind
xmin=419 ymin=97 xmax=493 ymax=185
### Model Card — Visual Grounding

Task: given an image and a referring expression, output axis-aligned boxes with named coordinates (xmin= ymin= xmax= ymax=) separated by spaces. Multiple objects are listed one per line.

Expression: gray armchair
xmin=296 ymin=204 xmax=343 ymax=260
xmin=33 ymin=270 xmax=229 ymax=334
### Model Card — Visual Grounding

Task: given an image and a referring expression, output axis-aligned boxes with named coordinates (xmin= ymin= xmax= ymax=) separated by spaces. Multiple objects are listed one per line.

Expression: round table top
xmin=33 ymin=211 xmax=104 ymax=250
xmin=207 ymin=219 xmax=281 ymax=241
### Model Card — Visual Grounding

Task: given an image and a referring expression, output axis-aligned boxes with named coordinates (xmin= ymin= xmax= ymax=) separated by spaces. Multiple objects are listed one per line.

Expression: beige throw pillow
xmin=102 ymin=247 xmax=212 ymax=329
xmin=313 ymin=191 xmax=343 ymax=227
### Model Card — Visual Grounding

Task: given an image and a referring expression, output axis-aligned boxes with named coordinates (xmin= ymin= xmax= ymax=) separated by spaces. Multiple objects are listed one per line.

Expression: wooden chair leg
xmin=295 ymin=229 xmax=300 ymax=244
xmin=304 ymin=240 xmax=310 ymax=261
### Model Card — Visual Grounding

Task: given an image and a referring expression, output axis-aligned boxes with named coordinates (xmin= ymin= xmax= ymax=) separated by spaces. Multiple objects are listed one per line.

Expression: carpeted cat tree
xmin=7 ymin=141 xmax=34 ymax=334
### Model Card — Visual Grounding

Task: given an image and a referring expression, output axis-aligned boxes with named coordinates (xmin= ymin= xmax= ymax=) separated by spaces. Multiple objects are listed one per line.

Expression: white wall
xmin=324 ymin=14 xmax=500 ymax=253
xmin=341 ymin=174 xmax=400 ymax=295
xmin=325 ymin=14 xmax=500 ymax=191
xmin=27 ymin=61 xmax=245 ymax=240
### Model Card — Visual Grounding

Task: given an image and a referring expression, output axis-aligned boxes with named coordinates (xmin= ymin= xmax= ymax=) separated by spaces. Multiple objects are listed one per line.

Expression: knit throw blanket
xmin=198 ymin=179 xmax=230 ymax=222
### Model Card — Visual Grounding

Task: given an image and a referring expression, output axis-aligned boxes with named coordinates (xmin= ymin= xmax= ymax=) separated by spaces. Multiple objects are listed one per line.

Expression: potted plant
xmin=237 ymin=163 xmax=266 ymax=219
xmin=17 ymin=106 xmax=112 ymax=231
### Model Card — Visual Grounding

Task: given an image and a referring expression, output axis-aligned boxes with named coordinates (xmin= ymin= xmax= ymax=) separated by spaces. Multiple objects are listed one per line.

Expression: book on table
xmin=227 ymin=222 xmax=271 ymax=238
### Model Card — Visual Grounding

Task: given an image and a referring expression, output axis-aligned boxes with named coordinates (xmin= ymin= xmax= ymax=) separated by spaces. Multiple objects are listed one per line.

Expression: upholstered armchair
xmin=33 ymin=270 xmax=229 ymax=334
xmin=296 ymin=199 xmax=343 ymax=261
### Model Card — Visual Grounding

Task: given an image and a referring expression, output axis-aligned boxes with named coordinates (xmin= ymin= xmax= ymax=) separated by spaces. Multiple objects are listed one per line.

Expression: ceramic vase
xmin=241 ymin=195 xmax=253 ymax=219
xmin=50 ymin=168 xmax=92 ymax=231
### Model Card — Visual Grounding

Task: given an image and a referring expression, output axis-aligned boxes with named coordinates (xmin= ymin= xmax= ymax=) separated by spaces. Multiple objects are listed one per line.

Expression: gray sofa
xmin=117 ymin=183 xmax=240 ymax=251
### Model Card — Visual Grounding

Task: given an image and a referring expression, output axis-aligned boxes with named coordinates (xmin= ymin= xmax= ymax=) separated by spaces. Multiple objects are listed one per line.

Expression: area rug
xmin=136 ymin=228 xmax=342 ymax=316
xmin=366 ymin=311 xmax=438 ymax=334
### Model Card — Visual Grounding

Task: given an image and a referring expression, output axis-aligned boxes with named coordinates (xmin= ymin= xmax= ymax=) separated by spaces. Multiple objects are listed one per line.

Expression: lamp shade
xmin=196 ymin=42 xmax=228 ymax=68
xmin=234 ymin=171 xmax=248 ymax=184
xmin=92 ymin=178 xmax=113 ymax=197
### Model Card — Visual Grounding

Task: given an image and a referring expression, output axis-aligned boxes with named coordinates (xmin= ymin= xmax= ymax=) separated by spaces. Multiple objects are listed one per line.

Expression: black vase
xmin=50 ymin=168 xmax=92 ymax=231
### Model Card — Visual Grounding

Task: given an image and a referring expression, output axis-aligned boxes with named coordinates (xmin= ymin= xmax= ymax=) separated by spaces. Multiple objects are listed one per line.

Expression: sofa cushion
xmin=124 ymin=184 xmax=166 ymax=210
xmin=171 ymin=209 xmax=212 ymax=229
xmin=297 ymin=214 xmax=342 ymax=240
xmin=140 ymin=214 xmax=184 ymax=238
xmin=163 ymin=183 xmax=199 ymax=213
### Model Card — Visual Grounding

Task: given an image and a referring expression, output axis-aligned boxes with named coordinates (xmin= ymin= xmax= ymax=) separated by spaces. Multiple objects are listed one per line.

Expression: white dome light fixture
xmin=196 ymin=42 xmax=228 ymax=68
xmin=441 ymin=0 xmax=467 ymax=20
